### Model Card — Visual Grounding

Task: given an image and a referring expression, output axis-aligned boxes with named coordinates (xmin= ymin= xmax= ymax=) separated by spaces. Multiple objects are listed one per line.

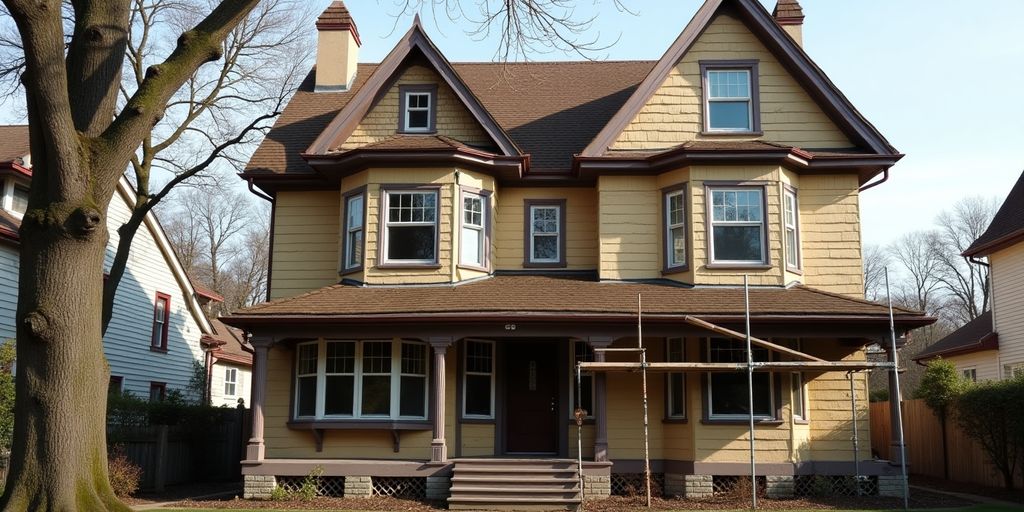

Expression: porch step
xmin=448 ymin=459 xmax=582 ymax=511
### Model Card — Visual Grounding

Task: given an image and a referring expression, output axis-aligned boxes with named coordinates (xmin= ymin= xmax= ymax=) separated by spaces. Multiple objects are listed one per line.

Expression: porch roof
xmin=224 ymin=275 xmax=931 ymax=328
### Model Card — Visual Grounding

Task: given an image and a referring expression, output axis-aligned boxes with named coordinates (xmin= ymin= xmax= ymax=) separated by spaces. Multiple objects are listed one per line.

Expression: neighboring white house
xmin=193 ymin=285 xmax=253 ymax=407
xmin=0 ymin=125 xmax=249 ymax=403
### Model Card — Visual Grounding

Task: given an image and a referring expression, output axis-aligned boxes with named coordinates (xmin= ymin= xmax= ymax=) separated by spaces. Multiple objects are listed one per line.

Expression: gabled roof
xmin=581 ymin=0 xmax=897 ymax=158
xmin=963 ymin=170 xmax=1024 ymax=257
xmin=914 ymin=311 xmax=998 ymax=362
xmin=306 ymin=16 xmax=521 ymax=158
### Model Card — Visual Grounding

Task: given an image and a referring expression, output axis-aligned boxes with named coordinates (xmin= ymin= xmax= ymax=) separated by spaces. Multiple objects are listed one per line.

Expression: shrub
xmin=0 ymin=340 xmax=14 ymax=452
xmin=868 ymin=389 xmax=889 ymax=403
xmin=954 ymin=376 xmax=1024 ymax=489
xmin=108 ymin=447 xmax=142 ymax=498
xmin=297 ymin=466 xmax=323 ymax=501
xmin=916 ymin=358 xmax=969 ymax=416
xmin=269 ymin=485 xmax=290 ymax=501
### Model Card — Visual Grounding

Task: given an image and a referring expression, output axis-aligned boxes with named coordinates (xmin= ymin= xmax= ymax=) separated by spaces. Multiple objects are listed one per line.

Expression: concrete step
xmin=449 ymin=459 xmax=583 ymax=511
xmin=450 ymin=485 xmax=581 ymax=494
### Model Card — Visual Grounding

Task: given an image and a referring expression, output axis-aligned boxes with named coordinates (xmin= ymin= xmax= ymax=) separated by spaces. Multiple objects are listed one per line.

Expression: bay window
xmin=463 ymin=340 xmax=494 ymax=418
xmin=706 ymin=338 xmax=774 ymax=420
xmin=461 ymin=191 xmax=487 ymax=268
xmin=664 ymin=188 xmax=687 ymax=270
xmin=343 ymin=192 xmax=365 ymax=271
xmin=783 ymin=187 xmax=800 ymax=271
xmin=708 ymin=187 xmax=766 ymax=265
xmin=382 ymin=189 xmax=439 ymax=265
xmin=294 ymin=339 xmax=429 ymax=420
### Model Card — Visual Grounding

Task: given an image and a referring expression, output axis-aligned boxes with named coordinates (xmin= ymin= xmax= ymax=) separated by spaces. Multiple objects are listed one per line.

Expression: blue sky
xmin=335 ymin=0 xmax=1024 ymax=247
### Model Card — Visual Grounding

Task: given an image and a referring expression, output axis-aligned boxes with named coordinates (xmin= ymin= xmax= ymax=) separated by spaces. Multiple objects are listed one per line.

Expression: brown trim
xmin=703 ymin=182 xmax=770 ymax=266
xmin=242 ymin=459 xmax=453 ymax=478
xmin=397 ymin=84 xmax=438 ymax=133
xmin=148 ymin=381 xmax=167 ymax=402
xmin=457 ymin=186 xmax=492 ymax=272
xmin=914 ymin=332 xmax=999 ymax=362
xmin=661 ymin=183 xmax=690 ymax=274
xmin=963 ymin=227 xmax=1024 ymax=258
xmin=376 ymin=184 xmax=442 ymax=268
xmin=523 ymin=199 xmax=568 ymax=268
xmin=664 ymin=337 xmax=687 ymax=420
xmin=340 ymin=185 xmax=367 ymax=275
xmin=782 ymin=183 xmax=802 ymax=273
xmin=699 ymin=60 xmax=761 ymax=134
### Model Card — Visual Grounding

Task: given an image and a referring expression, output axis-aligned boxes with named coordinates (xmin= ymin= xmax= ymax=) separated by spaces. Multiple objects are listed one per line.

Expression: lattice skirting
xmin=275 ymin=475 xmax=345 ymax=497
xmin=372 ymin=476 xmax=427 ymax=499
xmin=794 ymin=475 xmax=879 ymax=497
xmin=610 ymin=473 xmax=664 ymax=497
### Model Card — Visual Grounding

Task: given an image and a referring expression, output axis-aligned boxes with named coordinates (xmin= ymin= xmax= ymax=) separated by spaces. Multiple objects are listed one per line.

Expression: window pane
xmin=669 ymin=373 xmax=685 ymax=416
xmin=400 ymin=375 xmax=426 ymax=417
xmin=297 ymin=344 xmax=318 ymax=375
xmin=709 ymin=70 xmax=749 ymax=98
xmin=361 ymin=375 xmax=391 ymax=415
xmin=576 ymin=375 xmax=593 ymax=415
xmin=11 ymin=185 xmax=28 ymax=215
xmin=669 ymin=193 xmax=685 ymax=225
xmin=786 ymin=228 xmax=798 ymax=267
xmin=791 ymin=373 xmax=804 ymax=419
xmin=466 ymin=341 xmax=492 ymax=373
xmin=326 ymin=342 xmax=355 ymax=374
xmin=713 ymin=225 xmax=762 ymax=261
xmin=362 ymin=341 xmax=392 ymax=374
xmin=402 ymin=343 xmax=426 ymax=375
xmin=347 ymin=230 xmax=363 ymax=268
xmin=533 ymin=235 xmax=558 ymax=261
xmin=348 ymin=195 xmax=363 ymax=228
xmin=297 ymin=376 xmax=317 ymax=416
xmin=532 ymin=207 xmax=558 ymax=233
xmin=407 ymin=110 xmax=429 ymax=129
xmin=709 ymin=101 xmax=751 ymax=130
xmin=709 ymin=338 xmax=769 ymax=363
xmin=462 ymin=227 xmax=482 ymax=266
xmin=388 ymin=225 xmax=435 ymax=260
xmin=465 ymin=374 xmax=492 ymax=416
xmin=670 ymin=226 xmax=686 ymax=266
xmin=711 ymin=372 xmax=771 ymax=416
xmin=325 ymin=375 xmax=354 ymax=415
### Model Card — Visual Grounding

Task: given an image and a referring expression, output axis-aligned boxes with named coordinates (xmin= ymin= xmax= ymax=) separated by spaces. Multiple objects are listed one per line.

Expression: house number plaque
xmin=528 ymin=361 xmax=537 ymax=390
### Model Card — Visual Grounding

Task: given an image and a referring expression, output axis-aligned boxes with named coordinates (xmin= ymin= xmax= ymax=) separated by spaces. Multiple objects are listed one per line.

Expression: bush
xmin=297 ymin=466 xmax=323 ymax=501
xmin=108 ymin=447 xmax=142 ymax=498
xmin=915 ymin=358 xmax=969 ymax=416
xmin=868 ymin=389 xmax=889 ymax=403
xmin=0 ymin=340 xmax=14 ymax=452
xmin=954 ymin=376 xmax=1024 ymax=489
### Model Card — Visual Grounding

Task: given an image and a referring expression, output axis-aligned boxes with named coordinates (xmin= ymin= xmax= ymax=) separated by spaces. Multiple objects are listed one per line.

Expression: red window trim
xmin=151 ymin=292 xmax=171 ymax=351
xmin=149 ymin=381 xmax=166 ymax=402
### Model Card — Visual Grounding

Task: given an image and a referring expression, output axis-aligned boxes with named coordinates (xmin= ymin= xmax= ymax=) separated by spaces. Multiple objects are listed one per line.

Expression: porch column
xmin=429 ymin=337 xmax=453 ymax=463
xmin=885 ymin=345 xmax=905 ymax=463
xmin=587 ymin=337 xmax=614 ymax=462
xmin=246 ymin=336 xmax=273 ymax=461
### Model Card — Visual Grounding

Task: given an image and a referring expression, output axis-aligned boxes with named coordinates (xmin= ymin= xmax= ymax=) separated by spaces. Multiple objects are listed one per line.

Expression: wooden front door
xmin=504 ymin=341 xmax=559 ymax=454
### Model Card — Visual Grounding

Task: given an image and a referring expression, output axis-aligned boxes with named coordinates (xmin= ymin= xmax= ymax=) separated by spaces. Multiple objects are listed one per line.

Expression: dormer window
xmin=2 ymin=178 xmax=29 ymax=217
xmin=399 ymin=85 xmax=437 ymax=133
xmin=700 ymin=60 xmax=760 ymax=134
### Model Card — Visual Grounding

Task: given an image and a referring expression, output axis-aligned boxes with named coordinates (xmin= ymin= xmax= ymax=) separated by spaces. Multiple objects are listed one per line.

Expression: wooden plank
xmin=579 ymin=361 xmax=892 ymax=373
xmin=683 ymin=316 xmax=826 ymax=362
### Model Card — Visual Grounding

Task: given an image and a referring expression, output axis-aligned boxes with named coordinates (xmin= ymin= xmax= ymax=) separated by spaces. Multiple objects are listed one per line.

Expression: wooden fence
xmin=870 ymin=398 xmax=1023 ymax=488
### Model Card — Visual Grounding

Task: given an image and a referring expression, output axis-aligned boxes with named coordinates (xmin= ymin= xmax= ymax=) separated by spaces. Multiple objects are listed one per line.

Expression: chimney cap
xmin=316 ymin=1 xmax=361 ymax=46
xmin=772 ymin=0 xmax=805 ymax=25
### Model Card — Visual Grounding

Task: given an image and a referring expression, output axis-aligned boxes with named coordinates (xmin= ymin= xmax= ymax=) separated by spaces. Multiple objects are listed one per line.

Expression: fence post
xmin=154 ymin=425 xmax=169 ymax=493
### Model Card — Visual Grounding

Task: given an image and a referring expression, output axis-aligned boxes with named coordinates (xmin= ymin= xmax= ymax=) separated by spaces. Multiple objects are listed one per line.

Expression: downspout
xmin=247 ymin=178 xmax=275 ymax=301
xmin=205 ymin=349 xmax=216 ymax=405
xmin=858 ymin=168 xmax=889 ymax=193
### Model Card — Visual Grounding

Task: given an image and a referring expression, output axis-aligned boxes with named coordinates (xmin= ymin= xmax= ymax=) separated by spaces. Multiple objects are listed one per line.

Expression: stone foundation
xmin=243 ymin=474 xmax=276 ymax=500
xmin=583 ymin=475 xmax=610 ymax=498
xmin=344 ymin=475 xmax=373 ymax=497
xmin=683 ymin=474 xmax=713 ymax=498
xmin=765 ymin=475 xmax=794 ymax=498
xmin=664 ymin=473 xmax=685 ymax=497
xmin=877 ymin=475 xmax=904 ymax=498
xmin=426 ymin=475 xmax=451 ymax=500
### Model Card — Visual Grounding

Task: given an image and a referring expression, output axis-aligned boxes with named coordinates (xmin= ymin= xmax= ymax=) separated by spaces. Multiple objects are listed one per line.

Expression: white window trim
xmin=708 ymin=186 xmax=767 ymax=265
xmin=665 ymin=189 xmax=687 ymax=269
xmin=224 ymin=367 xmax=238 ymax=397
xmin=783 ymin=188 xmax=801 ymax=271
xmin=529 ymin=205 xmax=561 ymax=264
xmin=791 ymin=372 xmax=807 ymax=421
xmin=961 ymin=367 xmax=978 ymax=383
xmin=706 ymin=338 xmax=775 ymax=420
xmin=381 ymin=189 xmax=439 ymax=265
xmin=1 ymin=177 xmax=26 ymax=219
xmin=666 ymin=337 xmax=686 ymax=419
xmin=462 ymin=339 xmax=495 ymax=419
xmin=403 ymin=91 xmax=432 ymax=133
xmin=294 ymin=339 xmax=429 ymax=421
xmin=343 ymin=193 xmax=364 ymax=270
xmin=1005 ymin=363 xmax=1024 ymax=380
xmin=705 ymin=68 xmax=753 ymax=133
xmin=461 ymin=192 xmax=486 ymax=268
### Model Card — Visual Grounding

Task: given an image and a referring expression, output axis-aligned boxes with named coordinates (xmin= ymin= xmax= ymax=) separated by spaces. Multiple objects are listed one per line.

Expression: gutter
xmin=244 ymin=177 xmax=276 ymax=302
xmin=857 ymin=168 xmax=888 ymax=192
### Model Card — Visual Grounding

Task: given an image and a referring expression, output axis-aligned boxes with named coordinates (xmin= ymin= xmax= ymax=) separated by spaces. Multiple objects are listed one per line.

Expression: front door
xmin=504 ymin=341 xmax=559 ymax=454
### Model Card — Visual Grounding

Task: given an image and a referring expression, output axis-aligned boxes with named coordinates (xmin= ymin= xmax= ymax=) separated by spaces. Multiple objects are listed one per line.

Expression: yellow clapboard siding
xmin=270 ymin=191 xmax=339 ymax=300
xmin=492 ymin=187 xmax=598 ymax=270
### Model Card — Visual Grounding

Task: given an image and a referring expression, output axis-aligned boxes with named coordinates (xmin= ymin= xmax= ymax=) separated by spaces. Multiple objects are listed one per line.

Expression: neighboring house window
xmin=962 ymin=368 xmax=977 ymax=383
xmin=666 ymin=338 xmax=686 ymax=418
xmin=224 ymin=368 xmax=238 ymax=397
xmin=461 ymin=191 xmax=487 ymax=268
xmin=708 ymin=187 xmax=766 ymax=264
xmin=664 ymin=188 xmax=687 ymax=270
xmin=783 ymin=187 xmax=800 ymax=271
xmin=706 ymin=338 xmax=773 ymax=420
xmin=294 ymin=339 xmax=429 ymax=420
xmin=573 ymin=341 xmax=594 ymax=418
xmin=399 ymin=85 xmax=436 ymax=133
xmin=108 ymin=376 xmax=123 ymax=396
xmin=151 ymin=293 xmax=171 ymax=351
xmin=791 ymin=372 xmax=806 ymax=421
xmin=343 ymin=192 xmax=365 ymax=271
xmin=1005 ymin=363 xmax=1024 ymax=379
xmin=382 ymin=189 xmax=438 ymax=264
xmin=701 ymin=61 xmax=760 ymax=133
xmin=525 ymin=200 xmax=566 ymax=266
xmin=463 ymin=340 xmax=494 ymax=418
xmin=149 ymin=382 xmax=166 ymax=402
xmin=10 ymin=183 xmax=28 ymax=216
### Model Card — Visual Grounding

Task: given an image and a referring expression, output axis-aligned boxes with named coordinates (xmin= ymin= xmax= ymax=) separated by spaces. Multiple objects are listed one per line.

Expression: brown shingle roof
xmin=0 ymin=209 xmax=19 ymax=242
xmin=772 ymin=0 xmax=804 ymax=21
xmin=357 ymin=134 xmax=491 ymax=153
xmin=227 ymin=275 xmax=924 ymax=322
xmin=963 ymin=170 xmax=1024 ymax=257
xmin=204 ymin=318 xmax=252 ymax=366
xmin=0 ymin=125 xmax=30 ymax=165
xmin=914 ymin=311 xmax=997 ymax=361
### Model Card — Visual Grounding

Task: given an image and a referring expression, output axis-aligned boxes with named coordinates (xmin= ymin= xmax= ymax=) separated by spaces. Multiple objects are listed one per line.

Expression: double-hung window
xmin=664 ymin=188 xmax=687 ymax=270
xmin=149 ymin=382 xmax=166 ymax=402
xmin=294 ymin=339 xmax=429 ymax=420
xmin=525 ymin=200 xmax=565 ymax=266
xmin=151 ymin=293 xmax=171 ymax=351
xmin=224 ymin=368 xmax=238 ymax=397
xmin=706 ymin=338 xmax=773 ymax=420
xmin=701 ymin=61 xmax=759 ymax=133
xmin=783 ymin=187 xmax=800 ymax=271
xmin=461 ymin=191 xmax=487 ymax=268
xmin=343 ymin=192 xmax=365 ymax=271
xmin=382 ymin=189 xmax=438 ymax=265
xmin=962 ymin=368 xmax=977 ymax=383
xmin=666 ymin=338 xmax=686 ymax=418
xmin=400 ymin=85 xmax=436 ymax=133
xmin=708 ymin=187 xmax=766 ymax=265
xmin=463 ymin=340 xmax=494 ymax=418
xmin=573 ymin=341 xmax=595 ymax=418
xmin=791 ymin=372 xmax=806 ymax=421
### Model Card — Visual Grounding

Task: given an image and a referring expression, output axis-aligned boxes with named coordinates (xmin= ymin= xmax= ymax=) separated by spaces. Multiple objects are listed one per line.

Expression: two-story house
xmin=0 ymin=125 xmax=247 ymax=404
xmin=914 ymin=170 xmax=1024 ymax=382
xmin=226 ymin=0 xmax=932 ymax=506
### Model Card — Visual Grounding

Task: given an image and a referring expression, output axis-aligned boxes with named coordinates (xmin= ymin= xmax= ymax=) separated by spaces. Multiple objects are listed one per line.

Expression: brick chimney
xmin=772 ymin=0 xmax=805 ymax=47
xmin=315 ymin=1 xmax=361 ymax=92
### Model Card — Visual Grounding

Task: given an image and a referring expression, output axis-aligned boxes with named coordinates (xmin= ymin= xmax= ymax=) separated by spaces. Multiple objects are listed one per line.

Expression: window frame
xmin=292 ymin=339 xmax=430 ymax=422
xmin=962 ymin=368 xmax=977 ymax=383
xmin=459 ymin=187 xmax=491 ymax=271
xmin=224 ymin=367 xmax=238 ymax=397
xmin=149 ymin=382 xmax=166 ymax=402
xmin=662 ymin=184 xmax=689 ymax=273
xmin=783 ymin=185 xmax=802 ymax=273
xmin=341 ymin=187 xmax=367 ymax=274
xmin=398 ymin=84 xmax=438 ymax=133
xmin=378 ymin=186 xmax=441 ymax=268
xmin=791 ymin=372 xmax=808 ymax=423
xmin=571 ymin=341 xmax=595 ymax=420
xmin=108 ymin=376 xmax=124 ymax=396
xmin=151 ymin=292 xmax=171 ymax=352
xmin=703 ymin=337 xmax=778 ymax=422
xmin=665 ymin=337 xmax=687 ymax=420
xmin=462 ymin=339 xmax=496 ymax=420
xmin=1006 ymin=363 xmax=1024 ymax=379
xmin=699 ymin=60 xmax=761 ymax=134
xmin=705 ymin=183 xmax=770 ymax=267
xmin=523 ymin=199 xmax=567 ymax=268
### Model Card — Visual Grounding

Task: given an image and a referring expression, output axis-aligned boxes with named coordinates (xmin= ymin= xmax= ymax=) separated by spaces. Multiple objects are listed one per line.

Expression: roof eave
xmin=913 ymin=333 xmax=1000 ymax=362
xmin=963 ymin=228 xmax=1024 ymax=258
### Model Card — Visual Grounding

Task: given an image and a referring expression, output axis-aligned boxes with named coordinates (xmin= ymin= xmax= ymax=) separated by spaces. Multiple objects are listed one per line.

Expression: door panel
xmin=504 ymin=342 xmax=559 ymax=454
